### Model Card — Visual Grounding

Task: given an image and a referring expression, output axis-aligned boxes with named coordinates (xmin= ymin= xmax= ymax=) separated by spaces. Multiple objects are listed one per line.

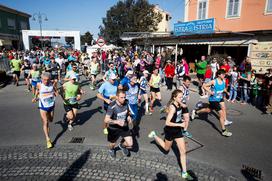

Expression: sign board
xmin=250 ymin=42 xmax=272 ymax=74
xmin=174 ymin=18 xmax=215 ymax=36
xmin=96 ymin=37 xmax=106 ymax=47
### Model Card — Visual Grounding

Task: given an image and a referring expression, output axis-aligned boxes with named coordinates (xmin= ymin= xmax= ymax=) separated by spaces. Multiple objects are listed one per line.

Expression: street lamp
xmin=32 ymin=12 xmax=48 ymax=49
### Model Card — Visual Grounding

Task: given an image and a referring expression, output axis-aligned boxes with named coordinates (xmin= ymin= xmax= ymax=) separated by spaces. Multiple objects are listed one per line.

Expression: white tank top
xmin=39 ymin=83 xmax=55 ymax=108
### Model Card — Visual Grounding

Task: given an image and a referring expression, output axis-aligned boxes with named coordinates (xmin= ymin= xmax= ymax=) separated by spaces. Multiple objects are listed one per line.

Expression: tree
xmin=99 ymin=0 xmax=162 ymax=44
xmin=81 ymin=31 xmax=93 ymax=45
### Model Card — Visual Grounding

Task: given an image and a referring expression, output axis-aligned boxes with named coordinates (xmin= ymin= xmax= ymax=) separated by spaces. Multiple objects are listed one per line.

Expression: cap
xmin=227 ymin=56 xmax=232 ymax=59
xmin=109 ymin=73 xmax=117 ymax=80
xmin=167 ymin=60 xmax=172 ymax=63
xmin=143 ymin=70 xmax=150 ymax=74
xmin=126 ymin=70 xmax=133 ymax=75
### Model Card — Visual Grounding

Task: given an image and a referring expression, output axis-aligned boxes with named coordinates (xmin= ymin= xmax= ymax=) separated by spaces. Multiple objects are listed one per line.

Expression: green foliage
xmin=81 ymin=31 xmax=93 ymax=45
xmin=99 ymin=0 xmax=162 ymax=44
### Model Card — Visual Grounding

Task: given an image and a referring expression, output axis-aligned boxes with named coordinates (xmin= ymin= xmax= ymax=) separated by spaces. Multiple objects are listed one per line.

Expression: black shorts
xmin=91 ymin=74 xmax=97 ymax=78
xmin=24 ymin=73 xmax=28 ymax=79
xmin=182 ymin=107 xmax=189 ymax=114
xmin=150 ymin=87 xmax=160 ymax=93
xmin=197 ymin=73 xmax=204 ymax=80
xmin=164 ymin=126 xmax=183 ymax=141
xmin=107 ymin=126 xmax=132 ymax=143
xmin=13 ymin=71 xmax=20 ymax=78
xmin=209 ymin=99 xmax=224 ymax=112
xmin=64 ymin=103 xmax=80 ymax=112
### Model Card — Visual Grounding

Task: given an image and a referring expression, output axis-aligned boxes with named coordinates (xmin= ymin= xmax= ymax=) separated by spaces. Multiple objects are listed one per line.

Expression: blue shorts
xmin=140 ymin=89 xmax=147 ymax=95
xmin=129 ymin=104 xmax=138 ymax=121
xmin=39 ymin=106 xmax=55 ymax=112
xmin=32 ymin=80 xmax=40 ymax=87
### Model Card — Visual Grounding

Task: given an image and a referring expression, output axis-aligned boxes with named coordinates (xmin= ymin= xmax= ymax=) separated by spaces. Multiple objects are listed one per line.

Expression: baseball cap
xmin=143 ymin=70 xmax=150 ymax=74
xmin=109 ymin=73 xmax=117 ymax=80
xmin=126 ymin=70 xmax=133 ymax=76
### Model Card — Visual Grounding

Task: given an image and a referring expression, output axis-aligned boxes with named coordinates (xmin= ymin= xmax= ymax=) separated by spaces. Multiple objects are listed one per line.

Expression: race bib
xmin=176 ymin=110 xmax=182 ymax=123
xmin=24 ymin=69 xmax=30 ymax=74
xmin=116 ymin=110 xmax=127 ymax=121
xmin=68 ymin=97 xmax=77 ymax=104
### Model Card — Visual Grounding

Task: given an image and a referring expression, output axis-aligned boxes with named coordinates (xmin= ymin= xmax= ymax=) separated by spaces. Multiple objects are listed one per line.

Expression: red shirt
xmin=164 ymin=64 xmax=175 ymax=78
xmin=204 ymin=68 xmax=212 ymax=79
xmin=220 ymin=64 xmax=230 ymax=73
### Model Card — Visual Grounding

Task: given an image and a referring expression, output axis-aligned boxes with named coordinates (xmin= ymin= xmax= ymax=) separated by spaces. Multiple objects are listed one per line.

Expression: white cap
xmin=109 ymin=73 xmax=117 ymax=80
xmin=143 ymin=70 xmax=150 ymax=74
xmin=126 ymin=70 xmax=133 ymax=76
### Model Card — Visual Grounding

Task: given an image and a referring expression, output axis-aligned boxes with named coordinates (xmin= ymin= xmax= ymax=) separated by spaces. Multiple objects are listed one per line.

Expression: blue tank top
xmin=209 ymin=79 xmax=225 ymax=102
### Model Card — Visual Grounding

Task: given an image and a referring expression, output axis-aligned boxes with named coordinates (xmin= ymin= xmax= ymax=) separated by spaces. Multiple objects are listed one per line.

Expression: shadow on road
xmin=53 ymin=118 xmax=68 ymax=145
xmin=76 ymin=106 xmax=103 ymax=126
xmin=57 ymin=149 xmax=91 ymax=181
xmin=195 ymin=112 xmax=222 ymax=134
xmin=79 ymin=96 xmax=97 ymax=108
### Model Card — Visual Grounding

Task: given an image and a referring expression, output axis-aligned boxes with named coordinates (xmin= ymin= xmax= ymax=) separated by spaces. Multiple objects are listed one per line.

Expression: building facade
xmin=0 ymin=4 xmax=31 ymax=49
xmin=153 ymin=5 xmax=171 ymax=33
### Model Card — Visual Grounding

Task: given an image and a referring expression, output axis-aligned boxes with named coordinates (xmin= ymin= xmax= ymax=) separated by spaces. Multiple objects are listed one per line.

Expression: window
xmin=198 ymin=0 xmax=207 ymax=20
xmin=166 ymin=14 xmax=169 ymax=21
xmin=227 ymin=0 xmax=241 ymax=17
xmin=7 ymin=18 xmax=16 ymax=30
xmin=20 ymin=21 xmax=27 ymax=30
xmin=265 ymin=0 xmax=272 ymax=13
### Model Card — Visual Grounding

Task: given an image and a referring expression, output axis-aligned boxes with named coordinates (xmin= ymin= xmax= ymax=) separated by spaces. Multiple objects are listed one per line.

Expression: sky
xmin=0 ymin=0 xmax=185 ymax=38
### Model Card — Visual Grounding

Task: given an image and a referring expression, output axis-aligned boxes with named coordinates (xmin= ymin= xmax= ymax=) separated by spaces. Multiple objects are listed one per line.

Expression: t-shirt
xmin=126 ymin=83 xmax=139 ymax=105
xmin=120 ymin=76 xmax=130 ymax=87
xmin=196 ymin=60 xmax=207 ymax=75
xmin=98 ymin=81 xmax=118 ymax=98
xmin=65 ymin=71 xmax=79 ymax=82
xmin=230 ymin=71 xmax=238 ymax=84
xmin=140 ymin=76 xmax=148 ymax=91
xmin=10 ymin=59 xmax=21 ymax=71
xmin=63 ymin=81 xmax=79 ymax=105
xmin=106 ymin=100 xmax=129 ymax=129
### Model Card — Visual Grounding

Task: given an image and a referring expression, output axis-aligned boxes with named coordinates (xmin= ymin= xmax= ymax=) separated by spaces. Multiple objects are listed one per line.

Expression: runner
xmin=149 ymin=68 xmax=162 ymax=112
xmin=62 ymin=74 xmax=84 ymax=131
xmin=148 ymin=89 xmax=193 ymax=180
xmin=10 ymin=54 xmax=22 ymax=86
xmin=32 ymin=72 xmax=57 ymax=149
xmin=20 ymin=59 xmax=31 ymax=92
xmin=104 ymin=89 xmax=133 ymax=158
xmin=191 ymin=69 xmax=233 ymax=137
xmin=178 ymin=75 xmax=192 ymax=138
xmin=47 ymin=57 xmax=61 ymax=88
xmin=139 ymin=70 xmax=152 ymax=115
xmin=89 ymin=56 xmax=100 ymax=90
xmin=28 ymin=64 xmax=41 ymax=95
xmin=97 ymin=73 xmax=118 ymax=135
xmin=64 ymin=63 xmax=79 ymax=82
xmin=103 ymin=62 xmax=117 ymax=81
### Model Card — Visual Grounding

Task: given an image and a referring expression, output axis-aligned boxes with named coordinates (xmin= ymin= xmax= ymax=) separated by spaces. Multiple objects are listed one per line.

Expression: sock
xmin=222 ymin=129 xmax=226 ymax=132
xmin=145 ymin=103 xmax=149 ymax=112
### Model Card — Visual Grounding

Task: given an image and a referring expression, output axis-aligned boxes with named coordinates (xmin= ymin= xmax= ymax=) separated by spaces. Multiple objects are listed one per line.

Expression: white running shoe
xmin=68 ymin=124 xmax=73 ymax=131
xmin=191 ymin=110 xmax=196 ymax=120
xmin=224 ymin=120 xmax=233 ymax=126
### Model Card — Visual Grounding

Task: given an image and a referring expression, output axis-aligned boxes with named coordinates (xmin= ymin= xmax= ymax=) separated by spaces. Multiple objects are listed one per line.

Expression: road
xmin=0 ymin=76 xmax=271 ymax=180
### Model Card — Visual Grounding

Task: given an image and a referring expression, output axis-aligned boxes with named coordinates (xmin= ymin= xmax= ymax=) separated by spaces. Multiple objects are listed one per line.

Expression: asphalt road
xmin=0 ymin=77 xmax=271 ymax=180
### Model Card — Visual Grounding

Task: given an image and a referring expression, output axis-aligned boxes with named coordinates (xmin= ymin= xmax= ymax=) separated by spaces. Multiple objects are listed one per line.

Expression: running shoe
xmin=108 ymin=149 xmax=116 ymax=158
xmin=47 ymin=140 xmax=53 ymax=149
xmin=103 ymin=128 xmax=108 ymax=135
xmin=222 ymin=130 xmax=232 ymax=137
xmin=181 ymin=171 xmax=193 ymax=180
xmin=159 ymin=106 xmax=166 ymax=114
xmin=68 ymin=124 xmax=73 ymax=131
xmin=182 ymin=130 xmax=193 ymax=138
xmin=224 ymin=120 xmax=233 ymax=126
xmin=118 ymin=143 xmax=129 ymax=156
xmin=145 ymin=111 xmax=152 ymax=115
xmin=191 ymin=110 xmax=196 ymax=120
xmin=148 ymin=130 xmax=156 ymax=138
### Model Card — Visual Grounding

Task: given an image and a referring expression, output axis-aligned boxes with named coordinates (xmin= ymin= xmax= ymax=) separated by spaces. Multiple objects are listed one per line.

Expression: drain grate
xmin=242 ymin=165 xmax=263 ymax=180
xmin=69 ymin=137 xmax=85 ymax=143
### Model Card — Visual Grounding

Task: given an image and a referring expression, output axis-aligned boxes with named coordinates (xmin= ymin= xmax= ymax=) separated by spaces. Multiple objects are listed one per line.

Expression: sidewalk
xmin=0 ymin=145 xmax=239 ymax=181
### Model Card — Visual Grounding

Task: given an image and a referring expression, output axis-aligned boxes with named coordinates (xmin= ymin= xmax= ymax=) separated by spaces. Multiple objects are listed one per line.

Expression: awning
xmin=178 ymin=39 xmax=256 ymax=46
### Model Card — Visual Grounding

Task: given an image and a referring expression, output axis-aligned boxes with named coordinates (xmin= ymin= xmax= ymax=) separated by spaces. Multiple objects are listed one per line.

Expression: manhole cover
xmin=227 ymin=109 xmax=242 ymax=116
xmin=69 ymin=137 xmax=85 ymax=143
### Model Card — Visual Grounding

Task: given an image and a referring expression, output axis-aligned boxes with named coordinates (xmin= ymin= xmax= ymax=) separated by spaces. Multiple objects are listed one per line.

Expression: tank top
xmin=126 ymin=83 xmax=139 ymax=105
xmin=64 ymin=81 xmax=79 ymax=105
xmin=170 ymin=103 xmax=182 ymax=124
xmin=39 ymin=83 xmax=55 ymax=108
xmin=90 ymin=62 xmax=99 ymax=75
xmin=209 ymin=79 xmax=225 ymax=102
xmin=150 ymin=74 xmax=161 ymax=88
xmin=181 ymin=84 xmax=189 ymax=103
xmin=31 ymin=70 xmax=40 ymax=81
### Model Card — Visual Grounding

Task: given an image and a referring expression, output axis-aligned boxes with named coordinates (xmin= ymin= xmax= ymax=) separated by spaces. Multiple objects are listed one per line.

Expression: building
xmin=134 ymin=0 xmax=272 ymax=73
xmin=154 ymin=4 xmax=171 ymax=33
xmin=0 ymin=4 xmax=31 ymax=49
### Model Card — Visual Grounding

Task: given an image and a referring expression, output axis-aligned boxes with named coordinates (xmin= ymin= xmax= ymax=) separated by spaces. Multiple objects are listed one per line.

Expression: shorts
xmin=182 ymin=107 xmax=189 ymax=114
xmin=64 ymin=103 xmax=80 ymax=112
xmin=13 ymin=71 xmax=20 ymax=78
xmin=39 ymin=106 xmax=55 ymax=112
xmin=31 ymin=80 xmax=40 ymax=87
xmin=197 ymin=73 xmax=204 ymax=80
xmin=140 ymin=89 xmax=147 ymax=95
xmin=150 ymin=87 xmax=160 ymax=93
xmin=24 ymin=73 xmax=29 ymax=79
xmin=107 ymin=126 xmax=131 ymax=143
xmin=164 ymin=126 xmax=183 ymax=141
xmin=209 ymin=99 xmax=224 ymax=112
xmin=91 ymin=74 xmax=97 ymax=78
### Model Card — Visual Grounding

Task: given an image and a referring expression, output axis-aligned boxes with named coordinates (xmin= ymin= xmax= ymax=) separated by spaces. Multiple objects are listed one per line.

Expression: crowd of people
xmin=0 ymin=47 xmax=271 ymax=180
